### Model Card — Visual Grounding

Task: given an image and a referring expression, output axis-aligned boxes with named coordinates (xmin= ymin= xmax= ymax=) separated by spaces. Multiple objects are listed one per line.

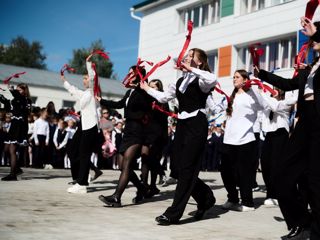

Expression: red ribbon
xmin=152 ymin=101 xmax=177 ymax=118
xmin=122 ymin=71 xmax=137 ymax=87
xmin=305 ymin=0 xmax=320 ymax=20
xmin=140 ymin=56 xmax=171 ymax=82
xmin=246 ymin=79 xmax=278 ymax=96
xmin=92 ymin=50 xmax=110 ymax=60
xmin=176 ymin=20 xmax=193 ymax=68
xmin=91 ymin=62 xmax=101 ymax=96
xmin=122 ymin=56 xmax=171 ymax=87
xmin=60 ymin=64 xmax=75 ymax=76
xmin=249 ymin=43 xmax=264 ymax=67
xmin=293 ymin=42 xmax=309 ymax=77
xmin=213 ymin=82 xmax=230 ymax=103
xmin=3 ymin=72 xmax=26 ymax=84
xmin=67 ymin=110 xmax=80 ymax=118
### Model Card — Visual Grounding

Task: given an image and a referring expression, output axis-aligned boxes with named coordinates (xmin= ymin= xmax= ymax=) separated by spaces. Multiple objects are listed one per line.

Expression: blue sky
xmin=0 ymin=0 xmax=143 ymax=80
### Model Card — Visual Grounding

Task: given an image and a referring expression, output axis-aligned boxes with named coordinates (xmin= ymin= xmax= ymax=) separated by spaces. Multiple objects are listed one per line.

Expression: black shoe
xmin=194 ymin=197 xmax=216 ymax=220
xmin=91 ymin=170 xmax=103 ymax=182
xmin=132 ymin=185 xmax=148 ymax=204
xmin=286 ymin=226 xmax=305 ymax=239
xmin=145 ymin=186 xmax=160 ymax=198
xmin=132 ymin=190 xmax=145 ymax=204
xmin=155 ymin=214 xmax=179 ymax=226
xmin=1 ymin=174 xmax=17 ymax=181
xmin=15 ymin=168 xmax=23 ymax=176
xmin=98 ymin=195 xmax=121 ymax=207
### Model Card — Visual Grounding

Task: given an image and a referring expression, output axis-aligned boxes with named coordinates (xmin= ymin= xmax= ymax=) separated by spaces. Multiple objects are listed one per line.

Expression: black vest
xmin=57 ymin=129 xmax=67 ymax=145
xmin=176 ymin=77 xmax=209 ymax=114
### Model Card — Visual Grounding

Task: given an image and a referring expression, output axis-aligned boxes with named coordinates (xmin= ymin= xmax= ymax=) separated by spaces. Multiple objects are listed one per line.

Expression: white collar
xmin=178 ymin=72 xmax=197 ymax=94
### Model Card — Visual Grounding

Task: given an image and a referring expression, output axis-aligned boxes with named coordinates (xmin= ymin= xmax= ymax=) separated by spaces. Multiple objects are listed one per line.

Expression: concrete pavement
xmin=0 ymin=167 xmax=287 ymax=240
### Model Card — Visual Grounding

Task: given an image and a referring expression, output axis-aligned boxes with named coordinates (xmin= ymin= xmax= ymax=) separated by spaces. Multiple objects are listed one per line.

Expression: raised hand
xmin=139 ymin=81 xmax=150 ymax=91
xmin=301 ymin=17 xmax=317 ymax=37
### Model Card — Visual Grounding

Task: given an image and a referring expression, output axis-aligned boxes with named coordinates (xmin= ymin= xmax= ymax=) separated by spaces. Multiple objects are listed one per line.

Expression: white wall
xmin=137 ymin=0 xmax=306 ymax=95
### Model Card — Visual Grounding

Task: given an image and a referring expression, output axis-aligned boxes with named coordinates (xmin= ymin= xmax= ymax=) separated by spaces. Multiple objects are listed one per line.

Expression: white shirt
xmin=33 ymin=118 xmax=50 ymax=144
xmin=146 ymin=68 xmax=217 ymax=119
xmin=206 ymin=94 xmax=227 ymax=115
xmin=305 ymin=58 xmax=320 ymax=95
xmin=63 ymin=61 xmax=98 ymax=130
xmin=53 ymin=128 xmax=69 ymax=149
xmin=66 ymin=127 xmax=76 ymax=139
xmin=223 ymin=87 xmax=265 ymax=145
xmin=253 ymin=110 xmax=263 ymax=133
xmin=260 ymin=92 xmax=296 ymax=133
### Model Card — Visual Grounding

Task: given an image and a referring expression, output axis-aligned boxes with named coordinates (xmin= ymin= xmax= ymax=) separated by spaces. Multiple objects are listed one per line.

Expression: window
xmin=241 ymin=0 xmax=294 ymax=15
xmin=270 ymin=0 xmax=294 ymax=6
xmin=63 ymin=100 xmax=75 ymax=108
xmin=179 ymin=0 xmax=220 ymax=32
xmin=241 ymin=0 xmax=265 ymax=14
xmin=207 ymin=51 xmax=218 ymax=73
xmin=237 ymin=36 xmax=297 ymax=72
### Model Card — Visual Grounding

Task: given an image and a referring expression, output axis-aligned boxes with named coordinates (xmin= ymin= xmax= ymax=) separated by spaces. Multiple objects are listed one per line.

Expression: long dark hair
xmin=17 ymin=83 xmax=30 ymax=98
xmin=226 ymin=69 xmax=250 ymax=116
xmin=190 ymin=48 xmax=211 ymax=72
xmin=149 ymin=79 xmax=164 ymax=92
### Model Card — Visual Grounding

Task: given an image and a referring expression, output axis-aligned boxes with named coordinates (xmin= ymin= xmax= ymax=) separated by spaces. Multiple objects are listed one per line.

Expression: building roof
xmin=0 ymin=64 xmax=126 ymax=97
xmin=132 ymin=0 xmax=170 ymax=12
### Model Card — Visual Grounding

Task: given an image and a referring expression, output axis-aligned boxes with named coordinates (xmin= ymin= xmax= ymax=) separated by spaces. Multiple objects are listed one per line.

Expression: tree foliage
xmin=0 ymin=36 xmax=46 ymax=69
xmin=69 ymin=40 xmax=113 ymax=78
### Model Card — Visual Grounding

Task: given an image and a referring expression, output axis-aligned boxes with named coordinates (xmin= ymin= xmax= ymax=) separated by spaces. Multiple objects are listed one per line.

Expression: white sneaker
xmin=162 ymin=177 xmax=177 ymax=186
xmin=221 ymin=201 xmax=241 ymax=211
xmin=47 ymin=164 xmax=53 ymax=170
xmin=237 ymin=205 xmax=255 ymax=212
xmin=67 ymin=183 xmax=87 ymax=194
xmin=264 ymin=198 xmax=278 ymax=206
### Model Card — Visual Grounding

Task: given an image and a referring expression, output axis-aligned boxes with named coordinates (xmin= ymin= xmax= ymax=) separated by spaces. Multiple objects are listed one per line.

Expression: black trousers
xmin=164 ymin=113 xmax=215 ymax=221
xmin=275 ymin=101 xmax=320 ymax=239
xmin=77 ymin=125 xmax=98 ymax=186
xmin=33 ymin=135 xmax=47 ymax=168
xmin=261 ymin=128 xmax=288 ymax=199
xmin=220 ymin=141 xmax=256 ymax=207
xmin=67 ymin=130 xmax=81 ymax=181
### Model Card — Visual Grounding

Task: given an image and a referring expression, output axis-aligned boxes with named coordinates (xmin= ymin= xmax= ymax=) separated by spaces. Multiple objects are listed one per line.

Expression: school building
xmin=131 ymin=0 xmax=315 ymax=94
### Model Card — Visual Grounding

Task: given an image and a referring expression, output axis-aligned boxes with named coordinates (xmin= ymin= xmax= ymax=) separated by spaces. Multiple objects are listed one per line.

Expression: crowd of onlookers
xmin=0 ymin=101 xmax=224 ymax=174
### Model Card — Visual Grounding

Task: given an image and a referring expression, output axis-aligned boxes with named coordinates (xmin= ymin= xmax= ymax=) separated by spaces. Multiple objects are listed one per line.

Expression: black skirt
xmin=4 ymin=117 xmax=28 ymax=145
xmin=118 ymin=119 xmax=148 ymax=153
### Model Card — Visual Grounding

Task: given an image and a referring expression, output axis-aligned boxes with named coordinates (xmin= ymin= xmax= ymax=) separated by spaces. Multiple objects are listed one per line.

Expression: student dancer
xmin=253 ymin=18 xmax=320 ymax=240
xmin=220 ymin=70 xmax=264 ymax=212
xmin=142 ymin=79 xmax=168 ymax=198
xmin=0 ymin=83 xmax=31 ymax=181
xmin=97 ymin=66 xmax=154 ymax=206
xmin=61 ymin=54 xmax=99 ymax=194
xmin=53 ymin=119 xmax=69 ymax=169
xmin=33 ymin=108 xmax=49 ymax=169
xmin=140 ymin=48 xmax=217 ymax=225
xmin=257 ymin=89 xmax=295 ymax=206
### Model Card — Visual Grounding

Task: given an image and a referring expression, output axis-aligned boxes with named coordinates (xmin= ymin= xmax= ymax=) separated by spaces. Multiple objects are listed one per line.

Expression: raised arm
xmin=259 ymin=91 xmax=295 ymax=113
xmin=61 ymin=75 xmax=84 ymax=100
xmin=257 ymin=69 xmax=300 ymax=91
xmin=192 ymin=68 xmax=217 ymax=93
xmin=140 ymin=81 xmax=176 ymax=104
xmin=97 ymin=90 xmax=131 ymax=109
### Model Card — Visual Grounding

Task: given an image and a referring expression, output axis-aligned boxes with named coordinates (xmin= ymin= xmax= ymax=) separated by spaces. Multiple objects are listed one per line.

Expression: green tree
xmin=0 ymin=36 xmax=46 ymax=69
xmin=69 ymin=40 xmax=113 ymax=78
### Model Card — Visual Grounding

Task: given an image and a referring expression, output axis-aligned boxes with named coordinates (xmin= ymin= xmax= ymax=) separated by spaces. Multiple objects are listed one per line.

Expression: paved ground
xmin=0 ymin=167 xmax=288 ymax=240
